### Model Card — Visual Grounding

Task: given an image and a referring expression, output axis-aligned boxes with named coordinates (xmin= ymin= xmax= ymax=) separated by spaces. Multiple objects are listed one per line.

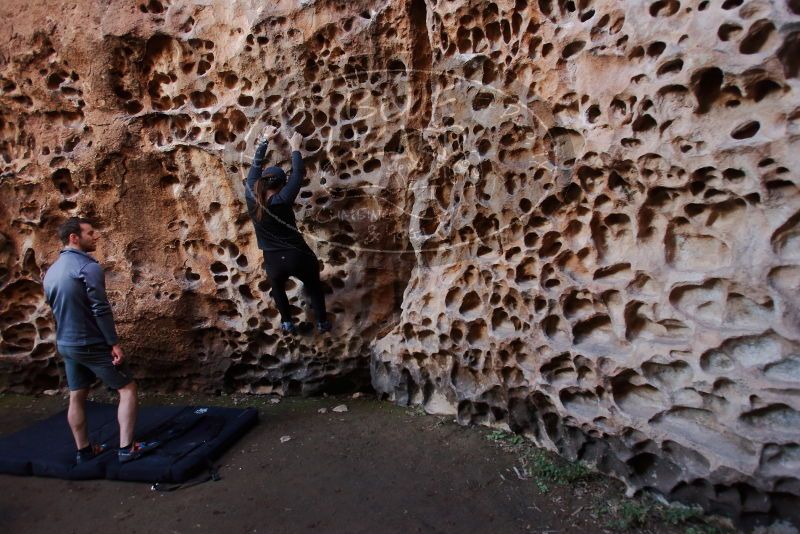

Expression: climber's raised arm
xmin=270 ymin=132 xmax=305 ymax=205
xmin=245 ymin=124 xmax=278 ymax=201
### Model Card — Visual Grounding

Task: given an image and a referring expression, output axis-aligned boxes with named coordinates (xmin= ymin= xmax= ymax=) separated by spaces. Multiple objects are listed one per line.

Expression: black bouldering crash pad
xmin=0 ymin=401 xmax=258 ymax=483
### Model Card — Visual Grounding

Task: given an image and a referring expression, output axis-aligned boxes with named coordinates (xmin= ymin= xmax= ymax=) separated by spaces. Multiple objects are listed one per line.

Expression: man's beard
xmin=79 ymin=238 xmax=96 ymax=252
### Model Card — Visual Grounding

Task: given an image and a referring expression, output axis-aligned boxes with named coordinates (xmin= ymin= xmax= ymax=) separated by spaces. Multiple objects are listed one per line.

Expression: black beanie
xmin=261 ymin=166 xmax=286 ymax=188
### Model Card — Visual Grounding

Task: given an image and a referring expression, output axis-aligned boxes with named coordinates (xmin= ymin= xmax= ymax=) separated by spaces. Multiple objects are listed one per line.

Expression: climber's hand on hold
xmin=289 ymin=132 xmax=303 ymax=152
xmin=259 ymin=124 xmax=278 ymax=143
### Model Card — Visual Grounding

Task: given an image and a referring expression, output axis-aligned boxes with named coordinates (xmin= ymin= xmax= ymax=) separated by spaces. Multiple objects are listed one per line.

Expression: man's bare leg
xmin=117 ymin=381 xmax=138 ymax=447
xmin=68 ymin=389 xmax=90 ymax=450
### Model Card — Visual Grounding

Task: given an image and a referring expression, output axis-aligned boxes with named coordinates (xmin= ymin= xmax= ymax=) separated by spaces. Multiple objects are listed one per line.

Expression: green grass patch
xmin=609 ymin=500 xmax=652 ymax=529
xmin=486 ymin=429 xmax=525 ymax=447
xmin=660 ymin=503 xmax=705 ymax=525
xmin=485 ymin=430 xmax=594 ymax=490
xmin=522 ymin=449 xmax=594 ymax=485
xmin=596 ymin=497 xmax=732 ymax=532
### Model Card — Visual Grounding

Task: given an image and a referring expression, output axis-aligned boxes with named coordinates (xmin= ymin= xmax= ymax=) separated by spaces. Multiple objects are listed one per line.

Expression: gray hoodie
xmin=43 ymin=248 xmax=119 ymax=347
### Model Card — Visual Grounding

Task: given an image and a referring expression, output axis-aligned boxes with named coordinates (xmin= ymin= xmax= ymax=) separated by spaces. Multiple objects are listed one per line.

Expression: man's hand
xmin=259 ymin=124 xmax=278 ymax=143
xmin=111 ymin=344 xmax=125 ymax=366
xmin=289 ymin=132 xmax=303 ymax=151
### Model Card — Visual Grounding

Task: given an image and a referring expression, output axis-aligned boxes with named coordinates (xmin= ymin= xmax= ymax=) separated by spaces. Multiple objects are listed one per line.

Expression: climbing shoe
xmin=75 ymin=442 xmax=110 ymax=465
xmin=316 ymin=320 xmax=332 ymax=333
xmin=280 ymin=321 xmax=298 ymax=334
xmin=118 ymin=440 xmax=160 ymax=463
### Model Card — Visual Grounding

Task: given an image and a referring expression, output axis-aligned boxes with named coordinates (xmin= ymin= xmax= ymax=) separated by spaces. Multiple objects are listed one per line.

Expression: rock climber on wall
xmin=243 ymin=124 xmax=331 ymax=335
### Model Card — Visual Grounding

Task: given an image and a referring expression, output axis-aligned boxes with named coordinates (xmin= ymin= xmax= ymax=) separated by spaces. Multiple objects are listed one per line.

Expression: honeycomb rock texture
xmin=1 ymin=0 xmax=799 ymax=525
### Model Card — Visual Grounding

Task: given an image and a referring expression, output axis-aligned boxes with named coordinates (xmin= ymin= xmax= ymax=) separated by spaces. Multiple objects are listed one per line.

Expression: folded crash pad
xmin=0 ymin=401 xmax=258 ymax=483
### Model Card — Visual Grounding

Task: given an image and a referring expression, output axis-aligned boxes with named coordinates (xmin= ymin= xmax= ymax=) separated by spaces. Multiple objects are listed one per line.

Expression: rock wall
xmin=0 ymin=0 xmax=798 ymax=525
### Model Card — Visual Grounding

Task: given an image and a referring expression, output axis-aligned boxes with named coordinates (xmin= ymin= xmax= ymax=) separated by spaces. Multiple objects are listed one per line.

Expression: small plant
xmin=523 ymin=449 xmax=593 ymax=484
xmin=597 ymin=498 xmax=728 ymax=533
xmin=486 ymin=429 xmax=525 ymax=447
xmin=620 ymin=500 xmax=652 ymax=526
xmin=405 ymin=405 xmax=426 ymax=416
xmin=607 ymin=500 xmax=652 ymax=529
xmin=660 ymin=503 xmax=705 ymax=525
xmin=685 ymin=527 xmax=716 ymax=534
xmin=487 ymin=430 xmax=504 ymax=441
xmin=685 ymin=525 xmax=731 ymax=534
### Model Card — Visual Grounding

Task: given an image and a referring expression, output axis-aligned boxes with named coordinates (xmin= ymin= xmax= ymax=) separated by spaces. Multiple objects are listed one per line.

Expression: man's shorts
xmin=56 ymin=343 xmax=133 ymax=391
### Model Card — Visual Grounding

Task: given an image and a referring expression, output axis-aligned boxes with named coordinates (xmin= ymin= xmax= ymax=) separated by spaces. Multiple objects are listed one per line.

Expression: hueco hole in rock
xmin=0 ymin=0 xmax=798 ymax=529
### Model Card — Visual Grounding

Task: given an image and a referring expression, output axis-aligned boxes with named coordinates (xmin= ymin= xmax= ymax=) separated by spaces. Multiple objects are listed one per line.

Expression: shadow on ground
xmin=0 ymin=392 xmax=733 ymax=534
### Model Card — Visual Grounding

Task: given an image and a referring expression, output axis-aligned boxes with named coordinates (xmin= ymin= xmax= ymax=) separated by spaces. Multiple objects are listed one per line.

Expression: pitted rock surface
xmin=0 ymin=0 xmax=798 ymax=525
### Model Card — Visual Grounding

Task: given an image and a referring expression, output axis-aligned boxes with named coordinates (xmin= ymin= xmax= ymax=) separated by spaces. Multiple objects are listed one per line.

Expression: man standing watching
xmin=43 ymin=217 xmax=156 ymax=464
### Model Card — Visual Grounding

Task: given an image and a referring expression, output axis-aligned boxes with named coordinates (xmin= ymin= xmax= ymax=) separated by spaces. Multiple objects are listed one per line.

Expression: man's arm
xmin=272 ymin=133 xmax=305 ymax=204
xmin=79 ymin=262 xmax=119 ymax=346
xmin=245 ymin=140 xmax=269 ymax=201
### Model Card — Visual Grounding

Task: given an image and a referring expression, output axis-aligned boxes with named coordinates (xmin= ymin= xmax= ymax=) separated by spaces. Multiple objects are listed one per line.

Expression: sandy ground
xmin=0 ymin=393 xmax=721 ymax=534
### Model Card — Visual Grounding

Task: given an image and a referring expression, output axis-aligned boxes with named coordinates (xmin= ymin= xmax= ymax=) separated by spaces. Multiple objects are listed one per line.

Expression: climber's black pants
xmin=262 ymin=249 xmax=327 ymax=323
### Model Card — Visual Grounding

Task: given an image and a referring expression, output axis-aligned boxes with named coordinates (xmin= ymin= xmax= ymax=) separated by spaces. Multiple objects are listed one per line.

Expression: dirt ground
xmin=0 ymin=392 xmax=732 ymax=534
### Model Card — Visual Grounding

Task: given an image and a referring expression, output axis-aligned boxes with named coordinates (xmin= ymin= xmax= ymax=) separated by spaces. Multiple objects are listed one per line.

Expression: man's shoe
xmin=75 ymin=442 xmax=110 ymax=465
xmin=280 ymin=321 xmax=297 ymax=334
xmin=118 ymin=441 xmax=160 ymax=463
xmin=316 ymin=320 xmax=332 ymax=333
